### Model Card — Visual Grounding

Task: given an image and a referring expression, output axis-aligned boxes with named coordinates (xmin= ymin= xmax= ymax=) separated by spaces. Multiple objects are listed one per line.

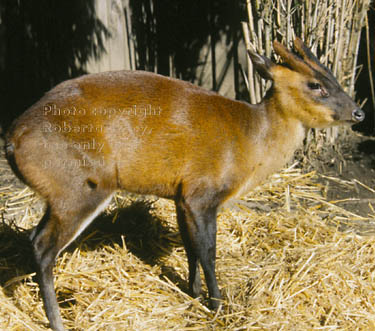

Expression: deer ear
xmin=247 ymin=49 xmax=274 ymax=81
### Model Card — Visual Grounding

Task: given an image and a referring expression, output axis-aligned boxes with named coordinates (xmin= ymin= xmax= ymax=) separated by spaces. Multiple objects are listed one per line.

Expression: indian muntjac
xmin=5 ymin=38 xmax=364 ymax=330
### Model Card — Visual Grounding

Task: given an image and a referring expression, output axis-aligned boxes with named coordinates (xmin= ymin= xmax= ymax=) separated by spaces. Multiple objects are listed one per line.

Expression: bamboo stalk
xmin=287 ymin=0 xmax=292 ymax=45
xmin=365 ymin=14 xmax=375 ymax=132
xmin=242 ymin=22 xmax=257 ymax=104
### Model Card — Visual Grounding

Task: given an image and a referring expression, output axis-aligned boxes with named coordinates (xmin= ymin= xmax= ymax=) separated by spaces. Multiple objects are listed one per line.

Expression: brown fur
xmin=6 ymin=68 xmax=339 ymax=201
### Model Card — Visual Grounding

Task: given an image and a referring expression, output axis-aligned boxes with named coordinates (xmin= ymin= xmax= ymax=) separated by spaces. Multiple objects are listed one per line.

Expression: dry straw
xmin=1 ymin=148 xmax=375 ymax=329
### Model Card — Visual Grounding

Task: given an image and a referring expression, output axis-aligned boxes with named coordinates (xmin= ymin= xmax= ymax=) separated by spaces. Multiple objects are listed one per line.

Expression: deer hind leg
xmin=30 ymin=190 xmax=113 ymax=331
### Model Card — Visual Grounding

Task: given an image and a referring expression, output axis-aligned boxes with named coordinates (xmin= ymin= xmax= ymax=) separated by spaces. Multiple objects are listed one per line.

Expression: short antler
xmin=293 ymin=37 xmax=339 ymax=85
xmin=272 ymin=40 xmax=314 ymax=76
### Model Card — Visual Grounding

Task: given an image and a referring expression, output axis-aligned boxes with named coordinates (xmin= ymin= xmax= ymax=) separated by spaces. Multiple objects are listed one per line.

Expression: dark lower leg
xmin=32 ymin=216 xmax=65 ymax=331
xmin=195 ymin=218 xmax=222 ymax=308
xmin=176 ymin=200 xmax=222 ymax=308
xmin=36 ymin=258 xmax=65 ymax=331
xmin=176 ymin=204 xmax=202 ymax=297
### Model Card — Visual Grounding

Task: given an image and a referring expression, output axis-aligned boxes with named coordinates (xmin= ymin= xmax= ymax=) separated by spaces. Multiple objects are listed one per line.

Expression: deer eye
xmin=308 ymin=82 xmax=321 ymax=90
xmin=307 ymin=82 xmax=329 ymax=98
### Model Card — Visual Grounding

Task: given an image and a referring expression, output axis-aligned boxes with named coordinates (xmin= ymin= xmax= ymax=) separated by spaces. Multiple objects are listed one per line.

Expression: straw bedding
xmin=1 ymin=143 xmax=375 ymax=330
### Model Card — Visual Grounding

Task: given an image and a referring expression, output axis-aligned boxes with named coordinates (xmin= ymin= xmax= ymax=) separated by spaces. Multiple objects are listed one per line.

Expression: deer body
xmin=11 ymin=71 xmax=306 ymax=211
xmin=5 ymin=39 xmax=364 ymax=331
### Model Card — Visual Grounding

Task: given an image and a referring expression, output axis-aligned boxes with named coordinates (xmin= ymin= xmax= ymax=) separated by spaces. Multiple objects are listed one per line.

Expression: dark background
xmin=0 ymin=0 xmax=373 ymax=133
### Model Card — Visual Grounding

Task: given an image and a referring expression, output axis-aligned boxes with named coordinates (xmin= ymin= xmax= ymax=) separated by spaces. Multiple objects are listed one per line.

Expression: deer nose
xmin=352 ymin=108 xmax=365 ymax=122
